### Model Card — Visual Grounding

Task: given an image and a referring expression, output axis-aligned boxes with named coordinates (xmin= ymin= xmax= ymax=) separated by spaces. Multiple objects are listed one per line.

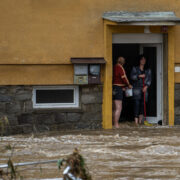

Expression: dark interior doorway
xmin=112 ymin=44 xmax=157 ymax=122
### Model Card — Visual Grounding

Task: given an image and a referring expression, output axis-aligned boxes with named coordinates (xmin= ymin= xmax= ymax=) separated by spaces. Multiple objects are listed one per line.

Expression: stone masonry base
xmin=0 ymin=85 xmax=103 ymax=135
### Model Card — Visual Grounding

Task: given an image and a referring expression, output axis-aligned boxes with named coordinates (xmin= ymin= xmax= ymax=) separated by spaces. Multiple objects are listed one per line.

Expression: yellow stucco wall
xmin=0 ymin=65 xmax=74 ymax=85
xmin=0 ymin=0 xmax=180 ymax=85
xmin=175 ymin=73 xmax=180 ymax=83
xmin=1 ymin=0 xmax=180 ymax=84
xmin=0 ymin=0 xmax=180 ymax=65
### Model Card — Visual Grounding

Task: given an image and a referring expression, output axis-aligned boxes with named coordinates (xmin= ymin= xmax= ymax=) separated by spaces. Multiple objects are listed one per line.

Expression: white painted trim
xmin=32 ymin=86 xmax=79 ymax=109
xmin=112 ymin=33 xmax=163 ymax=44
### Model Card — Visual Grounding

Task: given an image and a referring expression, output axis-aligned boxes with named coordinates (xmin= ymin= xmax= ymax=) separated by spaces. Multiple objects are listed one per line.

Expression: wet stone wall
xmin=0 ymin=85 xmax=103 ymax=135
xmin=175 ymin=84 xmax=180 ymax=125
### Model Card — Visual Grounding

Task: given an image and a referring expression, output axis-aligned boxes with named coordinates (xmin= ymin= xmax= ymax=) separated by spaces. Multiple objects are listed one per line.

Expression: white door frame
xmin=112 ymin=33 xmax=163 ymax=124
xmin=140 ymin=44 xmax=163 ymax=123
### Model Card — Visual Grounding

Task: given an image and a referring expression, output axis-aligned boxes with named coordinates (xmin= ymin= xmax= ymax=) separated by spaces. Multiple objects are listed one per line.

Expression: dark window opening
xmin=36 ymin=89 xmax=74 ymax=104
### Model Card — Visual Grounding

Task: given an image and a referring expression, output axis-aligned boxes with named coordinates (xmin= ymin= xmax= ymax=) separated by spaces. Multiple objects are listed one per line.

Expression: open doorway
xmin=112 ymin=42 xmax=162 ymax=124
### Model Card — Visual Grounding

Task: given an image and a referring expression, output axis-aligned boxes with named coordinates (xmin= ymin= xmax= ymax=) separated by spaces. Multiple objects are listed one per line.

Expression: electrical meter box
xmin=72 ymin=58 xmax=105 ymax=85
xmin=88 ymin=65 xmax=101 ymax=84
xmin=74 ymin=65 xmax=88 ymax=84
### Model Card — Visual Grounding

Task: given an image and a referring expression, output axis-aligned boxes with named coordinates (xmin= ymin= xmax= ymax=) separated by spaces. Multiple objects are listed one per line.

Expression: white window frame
xmin=32 ymin=86 xmax=79 ymax=109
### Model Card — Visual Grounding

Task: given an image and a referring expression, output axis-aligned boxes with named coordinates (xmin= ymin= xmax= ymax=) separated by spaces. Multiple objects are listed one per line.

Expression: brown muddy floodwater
xmin=1 ymin=124 xmax=180 ymax=179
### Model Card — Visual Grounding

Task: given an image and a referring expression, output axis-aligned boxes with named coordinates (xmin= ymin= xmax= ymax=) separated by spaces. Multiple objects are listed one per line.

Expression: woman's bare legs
xmin=135 ymin=117 xmax=139 ymax=125
xmin=139 ymin=114 xmax=143 ymax=124
xmin=113 ymin=100 xmax=122 ymax=128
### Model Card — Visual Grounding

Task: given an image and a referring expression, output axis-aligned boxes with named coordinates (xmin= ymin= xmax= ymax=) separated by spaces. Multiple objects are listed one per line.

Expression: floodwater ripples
xmin=1 ymin=126 xmax=180 ymax=179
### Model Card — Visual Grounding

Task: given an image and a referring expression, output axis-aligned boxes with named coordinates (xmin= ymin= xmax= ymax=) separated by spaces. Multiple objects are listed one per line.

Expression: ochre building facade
xmin=0 ymin=0 xmax=180 ymax=133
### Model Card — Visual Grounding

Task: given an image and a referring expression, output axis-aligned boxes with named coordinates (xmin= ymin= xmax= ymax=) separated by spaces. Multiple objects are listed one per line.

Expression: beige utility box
xmin=74 ymin=65 xmax=88 ymax=84
xmin=71 ymin=57 xmax=106 ymax=85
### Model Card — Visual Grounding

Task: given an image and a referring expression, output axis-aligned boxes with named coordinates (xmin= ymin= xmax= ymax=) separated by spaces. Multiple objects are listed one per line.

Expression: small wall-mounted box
xmin=74 ymin=65 xmax=88 ymax=84
xmin=74 ymin=76 xmax=88 ymax=84
xmin=71 ymin=58 xmax=106 ymax=85
xmin=88 ymin=65 xmax=101 ymax=84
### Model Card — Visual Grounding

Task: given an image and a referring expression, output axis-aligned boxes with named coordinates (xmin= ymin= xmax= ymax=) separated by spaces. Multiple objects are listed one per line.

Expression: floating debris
xmin=0 ymin=147 xmax=91 ymax=180
xmin=62 ymin=149 xmax=91 ymax=180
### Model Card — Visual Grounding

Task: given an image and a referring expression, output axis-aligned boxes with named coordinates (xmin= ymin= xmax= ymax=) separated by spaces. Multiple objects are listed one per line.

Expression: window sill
xmin=33 ymin=107 xmax=83 ymax=113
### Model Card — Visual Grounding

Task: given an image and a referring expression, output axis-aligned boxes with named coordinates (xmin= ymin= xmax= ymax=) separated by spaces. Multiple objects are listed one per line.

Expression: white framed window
xmin=32 ymin=86 xmax=79 ymax=109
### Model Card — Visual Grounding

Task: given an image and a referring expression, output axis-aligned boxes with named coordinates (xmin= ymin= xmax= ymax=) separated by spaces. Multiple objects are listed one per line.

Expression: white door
xmin=140 ymin=44 xmax=163 ymax=124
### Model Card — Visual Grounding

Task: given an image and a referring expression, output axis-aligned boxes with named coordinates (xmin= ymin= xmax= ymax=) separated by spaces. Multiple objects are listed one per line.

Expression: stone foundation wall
xmin=0 ymin=85 xmax=103 ymax=135
xmin=175 ymin=84 xmax=180 ymax=125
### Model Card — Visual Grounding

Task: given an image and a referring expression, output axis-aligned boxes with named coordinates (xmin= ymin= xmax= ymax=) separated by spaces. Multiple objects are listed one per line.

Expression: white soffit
xmin=112 ymin=33 xmax=163 ymax=44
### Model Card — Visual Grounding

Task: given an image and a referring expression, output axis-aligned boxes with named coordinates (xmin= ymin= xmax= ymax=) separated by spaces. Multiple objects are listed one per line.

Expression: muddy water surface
xmin=1 ymin=125 xmax=180 ymax=179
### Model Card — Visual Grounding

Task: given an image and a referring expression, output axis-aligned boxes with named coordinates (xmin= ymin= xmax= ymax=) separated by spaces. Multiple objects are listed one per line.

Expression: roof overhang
xmin=71 ymin=58 xmax=106 ymax=64
xmin=102 ymin=11 xmax=180 ymax=26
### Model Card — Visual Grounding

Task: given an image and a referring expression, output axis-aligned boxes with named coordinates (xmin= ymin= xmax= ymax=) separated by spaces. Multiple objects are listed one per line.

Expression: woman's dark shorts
xmin=113 ymin=85 xmax=123 ymax=100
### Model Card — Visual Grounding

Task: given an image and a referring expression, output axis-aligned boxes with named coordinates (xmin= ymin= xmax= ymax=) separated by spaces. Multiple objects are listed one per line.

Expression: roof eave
xmin=102 ymin=11 xmax=180 ymax=26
